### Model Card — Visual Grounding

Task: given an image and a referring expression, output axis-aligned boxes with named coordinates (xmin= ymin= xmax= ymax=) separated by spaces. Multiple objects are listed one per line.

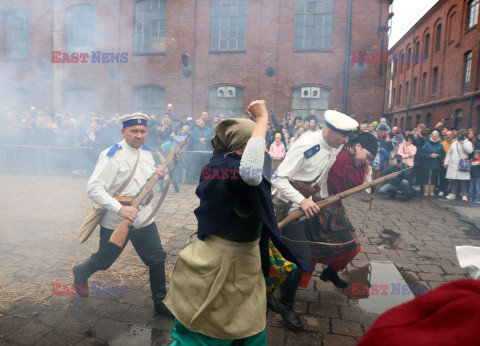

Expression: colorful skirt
xmin=305 ymin=204 xmax=360 ymax=259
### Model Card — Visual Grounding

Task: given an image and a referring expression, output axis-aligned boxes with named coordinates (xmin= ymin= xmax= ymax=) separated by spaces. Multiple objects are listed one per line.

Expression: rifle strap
xmin=114 ymin=151 xmax=140 ymax=197
xmin=134 ymin=155 xmax=178 ymax=229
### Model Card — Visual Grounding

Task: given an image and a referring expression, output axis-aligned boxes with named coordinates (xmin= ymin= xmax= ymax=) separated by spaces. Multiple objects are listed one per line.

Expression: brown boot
xmin=429 ymin=185 xmax=435 ymax=196
xmin=424 ymin=186 xmax=429 ymax=196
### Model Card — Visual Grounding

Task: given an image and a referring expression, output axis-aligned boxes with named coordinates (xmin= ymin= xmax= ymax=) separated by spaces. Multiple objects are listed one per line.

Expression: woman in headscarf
xmin=163 ymin=100 xmax=312 ymax=345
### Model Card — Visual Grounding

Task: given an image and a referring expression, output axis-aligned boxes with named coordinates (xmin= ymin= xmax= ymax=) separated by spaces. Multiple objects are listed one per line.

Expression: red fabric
xmin=327 ymin=149 xmax=365 ymax=207
xmin=358 ymin=279 xmax=480 ymax=346
xmin=299 ymin=246 xmax=361 ymax=288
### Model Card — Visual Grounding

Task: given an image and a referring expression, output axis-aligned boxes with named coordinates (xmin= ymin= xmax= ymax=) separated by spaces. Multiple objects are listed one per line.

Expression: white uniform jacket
xmin=271 ymin=131 xmax=343 ymax=211
xmin=86 ymin=139 xmax=156 ymax=230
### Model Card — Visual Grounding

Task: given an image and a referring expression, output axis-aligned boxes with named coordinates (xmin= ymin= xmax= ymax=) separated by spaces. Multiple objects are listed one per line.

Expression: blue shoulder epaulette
xmin=106 ymin=143 xmax=122 ymax=157
xmin=142 ymin=144 xmax=153 ymax=151
xmin=304 ymin=144 xmax=320 ymax=159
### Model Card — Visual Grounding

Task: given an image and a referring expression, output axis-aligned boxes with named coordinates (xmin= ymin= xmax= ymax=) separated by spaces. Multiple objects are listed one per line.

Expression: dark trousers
xmin=378 ymin=180 xmax=411 ymax=200
xmin=439 ymin=165 xmax=448 ymax=193
xmin=279 ymin=219 xmax=310 ymax=304
xmin=79 ymin=222 xmax=167 ymax=303
xmin=424 ymin=169 xmax=439 ymax=186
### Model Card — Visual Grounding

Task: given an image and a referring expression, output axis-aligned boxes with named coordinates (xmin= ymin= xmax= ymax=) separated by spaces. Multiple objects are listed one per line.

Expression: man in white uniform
xmin=73 ymin=113 xmax=173 ymax=317
xmin=271 ymin=110 xmax=358 ymax=330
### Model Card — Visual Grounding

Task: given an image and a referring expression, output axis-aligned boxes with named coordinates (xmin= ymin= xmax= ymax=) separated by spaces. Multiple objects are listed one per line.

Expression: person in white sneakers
xmin=444 ymin=129 xmax=473 ymax=201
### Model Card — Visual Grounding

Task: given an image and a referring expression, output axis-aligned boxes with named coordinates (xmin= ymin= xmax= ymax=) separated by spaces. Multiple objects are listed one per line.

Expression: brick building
xmin=0 ymin=0 xmax=391 ymax=122
xmin=385 ymin=0 xmax=480 ymax=133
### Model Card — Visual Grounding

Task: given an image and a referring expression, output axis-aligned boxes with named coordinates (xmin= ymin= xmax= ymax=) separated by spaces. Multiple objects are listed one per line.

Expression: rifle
xmin=277 ymin=167 xmax=412 ymax=230
xmin=109 ymin=135 xmax=190 ymax=247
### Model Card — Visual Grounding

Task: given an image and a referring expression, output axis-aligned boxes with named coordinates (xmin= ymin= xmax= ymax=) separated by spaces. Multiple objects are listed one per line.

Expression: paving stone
xmin=331 ymin=319 xmax=364 ymax=338
xmin=417 ymin=264 xmax=444 ymax=273
xmin=4 ymin=321 xmax=52 ymax=345
xmin=284 ymin=330 xmax=323 ymax=345
xmin=35 ymin=327 xmax=85 ymax=345
xmin=309 ymin=302 xmax=339 ymax=318
xmin=322 ymin=332 xmax=357 ymax=345
xmin=339 ymin=306 xmax=376 ymax=324
xmin=299 ymin=315 xmax=330 ymax=333
xmin=265 ymin=326 xmax=285 ymax=345
xmin=441 ymin=265 xmax=467 ymax=275
xmin=418 ymin=272 xmax=445 ymax=282
xmin=320 ymin=292 xmax=349 ymax=307
xmin=295 ymin=289 xmax=320 ymax=303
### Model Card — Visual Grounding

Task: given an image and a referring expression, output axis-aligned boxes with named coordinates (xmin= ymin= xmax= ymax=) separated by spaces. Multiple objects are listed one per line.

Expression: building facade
xmin=0 ymin=0 xmax=391 ymax=121
xmin=385 ymin=0 xmax=480 ymax=132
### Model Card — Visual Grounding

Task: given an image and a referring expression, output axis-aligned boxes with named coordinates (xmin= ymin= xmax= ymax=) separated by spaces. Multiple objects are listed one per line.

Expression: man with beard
xmin=72 ymin=113 xmax=173 ymax=317
xmin=270 ymin=110 xmax=358 ymax=330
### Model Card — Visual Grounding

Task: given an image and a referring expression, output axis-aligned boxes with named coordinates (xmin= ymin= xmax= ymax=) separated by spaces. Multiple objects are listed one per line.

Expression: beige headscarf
xmin=211 ymin=118 xmax=256 ymax=151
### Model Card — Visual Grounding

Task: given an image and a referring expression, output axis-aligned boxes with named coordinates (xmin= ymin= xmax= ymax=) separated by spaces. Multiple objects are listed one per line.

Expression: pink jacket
xmin=397 ymin=142 xmax=417 ymax=167
xmin=269 ymin=141 xmax=286 ymax=160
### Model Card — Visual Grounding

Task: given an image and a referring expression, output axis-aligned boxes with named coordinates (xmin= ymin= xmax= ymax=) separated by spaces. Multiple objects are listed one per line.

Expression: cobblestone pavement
xmin=0 ymin=173 xmax=479 ymax=345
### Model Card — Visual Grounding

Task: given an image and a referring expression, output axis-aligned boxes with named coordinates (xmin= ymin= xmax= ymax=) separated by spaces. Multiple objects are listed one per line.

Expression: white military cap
xmin=119 ymin=112 xmax=151 ymax=128
xmin=324 ymin=110 xmax=359 ymax=135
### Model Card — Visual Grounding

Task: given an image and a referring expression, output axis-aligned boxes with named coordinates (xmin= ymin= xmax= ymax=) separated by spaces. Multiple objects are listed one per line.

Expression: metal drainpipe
xmin=342 ymin=0 xmax=353 ymax=114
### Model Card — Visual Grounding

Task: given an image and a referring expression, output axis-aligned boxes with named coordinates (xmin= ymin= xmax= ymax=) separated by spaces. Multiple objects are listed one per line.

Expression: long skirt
xmin=163 ymin=235 xmax=266 ymax=340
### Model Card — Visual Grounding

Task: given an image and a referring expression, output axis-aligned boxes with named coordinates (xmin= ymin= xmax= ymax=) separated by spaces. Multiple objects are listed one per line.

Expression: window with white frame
xmin=4 ymin=9 xmax=30 ymax=59
xmin=468 ymin=0 xmax=479 ymax=30
xmin=294 ymin=0 xmax=334 ymax=50
xmin=134 ymin=0 xmax=167 ymax=54
xmin=291 ymin=86 xmax=330 ymax=121
xmin=463 ymin=51 xmax=472 ymax=94
xmin=66 ymin=4 xmax=94 ymax=53
xmin=208 ymin=86 xmax=244 ymax=117
xmin=210 ymin=0 xmax=247 ymax=51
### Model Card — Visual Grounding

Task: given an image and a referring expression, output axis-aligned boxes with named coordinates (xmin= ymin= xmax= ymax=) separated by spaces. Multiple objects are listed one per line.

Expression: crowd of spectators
xmin=2 ymin=104 xmax=480 ymax=204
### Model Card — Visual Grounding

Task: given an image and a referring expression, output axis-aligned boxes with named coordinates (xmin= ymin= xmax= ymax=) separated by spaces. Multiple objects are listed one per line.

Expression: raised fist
xmin=247 ymin=100 xmax=268 ymax=121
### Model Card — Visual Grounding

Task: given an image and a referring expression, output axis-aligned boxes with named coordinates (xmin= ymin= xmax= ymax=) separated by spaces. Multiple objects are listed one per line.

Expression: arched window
xmin=64 ymin=87 xmax=94 ymax=117
xmin=406 ymin=116 xmax=412 ymax=130
xmin=209 ymin=85 xmax=244 ymax=117
xmin=435 ymin=23 xmax=442 ymax=51
xmin=426 ymin=113 xmax=432 ymax=128
xmin=432 ymin=67 xmax=439 ymax=95
xmin=447 ymin=11 xmax=458 ymax=43
xmin=397 ymin=84 xmax=402 ymax=105
xmin=416 ymin=114 xmax=421 ymax=126
xmin=66 ymin=4 xmax=94 ymax=53
xmin=414 ymin=40 xmax=420 ymax=64
xmin=412 ymin=77 xmax=418 ymax=102
xmin=424 ymin=33 xmax=430 ymax=58
xmin=406 ymin=46 xmax=412 ymax=69
xmin=133 ymin=85 xmax=165 ymax=116
xmin=422 ymin=72 xmax=427 ymax=99
xmin=4 ymin=9 xmax=30 ymax=59
xmin=134 ymin=0 xmax=167 ymax=54
xmin=454 ymin=109 xmax=463 ymax=129
xmin=291 ymin=86 xmax=330 ymax=121
xmin=392 ymin=87 xmax=396 ymax=108
xmin=400 ymin=117 xmax=404 ymax=130
xmin=399 ymin=50 xmax=404 ymax=74
xmin=405 ymin=81 xmax=410 ymax=105
xmin=394 ymin=118 xmax=398 ymax=127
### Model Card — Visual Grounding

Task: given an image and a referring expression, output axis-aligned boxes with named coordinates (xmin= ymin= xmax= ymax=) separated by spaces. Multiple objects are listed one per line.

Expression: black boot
xmin=150 ymin=262 xmax=174 ymax=318
xmin=72 ymin=257 xmax=98 ymax=297
xmin=320 ymin=265 xmax=348 ymax=289
xmin=276 ymin=269 xmax=304 ymax=330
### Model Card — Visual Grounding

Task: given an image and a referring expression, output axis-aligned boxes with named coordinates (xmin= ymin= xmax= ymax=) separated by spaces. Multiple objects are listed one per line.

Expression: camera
xmin=458 ymin=134 xmax=465 ymax=141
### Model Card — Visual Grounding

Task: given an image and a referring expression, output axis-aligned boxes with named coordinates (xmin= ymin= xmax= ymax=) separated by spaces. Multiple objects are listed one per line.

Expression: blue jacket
xmin=194 ymin=149 xmax=314 ymax=276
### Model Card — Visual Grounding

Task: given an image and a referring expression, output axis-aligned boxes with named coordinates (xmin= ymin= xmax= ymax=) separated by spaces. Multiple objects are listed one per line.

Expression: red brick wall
xmin=386 ymin=0 xmax=480 ymax=132
xmin=0 ymin=0 xmax=391 ymax=121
